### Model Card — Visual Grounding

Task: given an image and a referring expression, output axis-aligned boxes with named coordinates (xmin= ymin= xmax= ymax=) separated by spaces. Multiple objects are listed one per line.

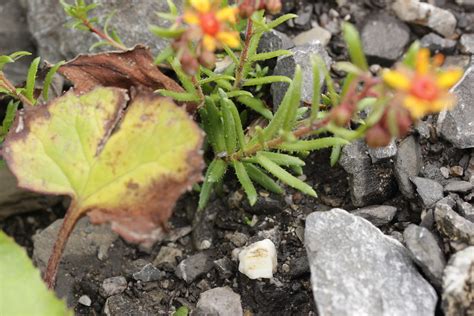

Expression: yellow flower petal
xmin=183 ymin=12 xmax=200 ymax=25
xmin=203 ymin=34 xmax=217 ymax=51
xmin=216 ymin=7 xmax=237 ymax=24
xmin=403 ymin=95 xmax=429 ymax=119
xmin=416 ymin=48 xmax=430 ymax=75
xmin=382 ymin=70 xmax=411 ymax=91
xmin=190 ymin=0 xmax=210 ymax=13
xmin=436 ymin=69 xmax=463 ymax=89
xmin=216 ymin=31 xmax=240 ymax=48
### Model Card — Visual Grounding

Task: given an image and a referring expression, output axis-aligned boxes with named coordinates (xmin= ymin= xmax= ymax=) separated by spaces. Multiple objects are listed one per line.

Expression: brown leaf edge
xmin=58 ymin=45 xmax=198 ymax=113
xmin=2 ymin=88 xmax=204 ymax=288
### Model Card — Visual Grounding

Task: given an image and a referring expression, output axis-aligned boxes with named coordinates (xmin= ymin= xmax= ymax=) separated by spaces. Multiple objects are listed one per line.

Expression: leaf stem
xmin=82 ymin=18 xmax=128 ymax=51
xmin=44 ymin=203 xmax=83 ymax=289
xmin=233 ymin=19 xmax=253 ymax=89
xmin=0 ymin=73 xmax=35 ymax=108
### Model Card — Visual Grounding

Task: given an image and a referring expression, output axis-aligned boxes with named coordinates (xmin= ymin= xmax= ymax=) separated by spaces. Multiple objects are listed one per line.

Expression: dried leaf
xmin=58 ymin=45 xmax=196 ymax=113
xmin=3 ymin=87 xmax=203 ymax=245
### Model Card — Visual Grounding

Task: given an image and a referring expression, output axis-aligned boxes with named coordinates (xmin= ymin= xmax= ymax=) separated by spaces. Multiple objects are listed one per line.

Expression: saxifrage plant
xmin=0 ymin=0 xmax=464 ymax=307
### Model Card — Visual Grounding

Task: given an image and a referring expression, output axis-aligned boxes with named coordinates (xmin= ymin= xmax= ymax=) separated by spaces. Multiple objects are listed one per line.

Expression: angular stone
xmin=438 ymin=62 xmax=474 ymax=149
xmin=411 ymin=177 xmax=444 ymax=208
xmin=460 ymin=33 xmax=474 ymax=54
xmin=339 ymin=140 xmax=397 ymax=207
xmin=257 ymin=29 xmax=293 ymax=54
xmin=404 ymin=224 xmax=446 ymax=290
xmin=132 ymin=263 xmax=163 ymax=282
xmin=100 ymin=276 xmax=127 ymax=298
xmin=305 ymin=209 xmax=437 ymax=316
xmin=26 ymin=0 xmax=181 ymax=62
xmin=238 ymin=239 xmax=277 ymax=279
xmin=368 ymin=140 xmax=397 ymax=163
xmin=271 ymin=42 xmax=331 ymax=111
xmin=213 ymin=257 xmax=234 ymax=279
xmin=457 ymin=200 xmax=474 ymax=222
xmin=175 ymin=252 xmax=214 ymax=284
xmin=442 ymin=246 xmax=474 ymax=315
xmin=444 ymin=181 xmax=473 ymax=194
xmin=361 ymin=12 xmax=410 ymax=64
xmin=293 ymin=25 xmax=332 ymax=47
xmin=153 ymin=246 xmax=182 ymax=267
xmin=195 ymin=287 xmax=243 ymax=316
xmin=351 ymin=205 xmax=398 ymax=226
xmin=392 ymin=0 xmax=457 ymax=37
xmin=420 ymin=33 xmax=457 ymax=54
xmin=435 ymin=204 xmax=474 ymax=245
xmin=0 ymin=0 xmax=36 ymax=83
xmin=394 ymin=136 xmax=423 ymax=199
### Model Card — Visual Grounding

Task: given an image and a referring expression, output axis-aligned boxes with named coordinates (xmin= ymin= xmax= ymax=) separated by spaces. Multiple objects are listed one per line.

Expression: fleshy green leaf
xmin=237 ymin=96 xmax=273 ymax=120
xmin=233 ymin=161 xmax=257 ymax=205
xmin=266 ymin=13 xmax=298 ymax=29
xmin=149 ymin=25 xmax=185 ymax=38
xmin=342 ymin=23 xmax=368 ymax=71
xmin=25 ymin=56 xmax=41 ymax=104
xmin=257 ymin=151 xmax=305 ymax=166
xmin=330 ymin=144 xmax=342 ymax=167
xmin=208 ymin=159 xmax=228 ymax=183
xmin=403 ymin=41 xmax=420 ymax=68
xmin=156 ymin=90 xmax=201 ymax=102
xmin=173 ymin=306 xmax=189 ymax=316
xmin=251 ymin=50 xmax=292 ymax=62
xmin=3 ymin=87 xmax=203 ymax=244
xmin=0 ymin=231 xmax=72 ymax=316
xmin=244 ymin=163 xmax=283 ymax=194
xmin=43 ymin=61 xmax=65 ymax=101
xmin=0 ymin=101 xmax=19 ymax=142
xmin=256 ymin=153 xmax=316 ymax=197
xmin=243 ymin=76 xmax=291 ymax=87
xmin=277 ymin=137 xmax=349 ymax=152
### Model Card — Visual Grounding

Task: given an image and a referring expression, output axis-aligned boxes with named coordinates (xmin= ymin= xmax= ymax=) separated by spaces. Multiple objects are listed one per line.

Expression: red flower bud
xmin=366 ymin=124 xmax=392 ymax=148
xmin=180 ymin=52 xmax=199 ymax=75
xmin=331 ymin=104 xmax=353 ymax=126
xmin=265 ymin=0 xmax=282 ymax=14
xmin=198 ymin=50 xmax=216 ymax=69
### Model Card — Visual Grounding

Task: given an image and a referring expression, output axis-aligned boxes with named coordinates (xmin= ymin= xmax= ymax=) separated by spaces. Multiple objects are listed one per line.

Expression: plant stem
xmin=44 ymin=203 xmax=83 ymax=289
xmin=192 ymin=76 xmax=205 ymax=107
xmin=233 ymin=19 xmax=253 ymax=89
xmin=82 ymin=18 xmax=128 ymax=51
xmin=0 ymin=75 xmax=35 ymax=108
xmin=230 ymin=117 xmax=331 ymax=161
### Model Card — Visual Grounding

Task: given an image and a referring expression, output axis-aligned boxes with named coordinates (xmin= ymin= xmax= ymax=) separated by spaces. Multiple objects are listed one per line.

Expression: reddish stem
xmin=234 ymin=18 xmax=254 ymax=88
xmin=44 ymin=203 xmax=83 ymax=289
xmin=82 ymin=19 xmax=128 ymax=51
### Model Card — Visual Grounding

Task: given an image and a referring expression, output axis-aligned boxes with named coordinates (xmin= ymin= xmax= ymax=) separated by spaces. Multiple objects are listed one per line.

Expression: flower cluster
xmin=365 ymin=48 xmax=462 ymax=147
xmin=173 ymin=0 xmax=282 ymax=74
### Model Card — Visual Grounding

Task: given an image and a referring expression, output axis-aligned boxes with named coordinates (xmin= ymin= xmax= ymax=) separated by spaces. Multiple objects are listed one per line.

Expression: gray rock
xmin=368 ymin=140 xmax=397 ymax=163
xmin=460 ymin=34 xmax=474 ymax=55
xmin=132 ymin=263 xmax=163 ymax=282
xmin=26 ymin=0 xmax=180 ymax=62
xmin=404 ymin=224 xmax=446 ymax=290
xmin=411 ymin=177 xmax=444 ymax=208
xmin=305 ymin=209 xmax=437 ymax=316
xmin=175 ymin=252 xmax=214 ymax=283
xmin=435 ymin=204 xmax=474 ymax=245
xmin=293 ymin=4 xmax=313 ymax=29
xmin=213 ymin=257 xmax=234 ymax=279
xmin=293 ymin=25 xmax=332 ymax=47
xmin=442 ymin=246 xmax=474 ymax=315
xmin=225 ymin=232 xmax=248 ymax=247
xmin=194 ymin=287 xmax=243 ymax=316
xmin=392 ymin=0 xmax=457 ymax=37
xmin=257 ymin=29 xmax=293 ymax=54
xmin=457 ymin=200 xmax=474 ymax=222
xmin=101 ymin=276 xmax=127 ymax=297
xmin=455 ymin=0 xmax=474 ymax=8
xmin=104 ymin=291 xmax=164 ymax=316
xmin=436 ymin=195 xmax=457 ymax=209
xmin=271 ymin=42 xmax=331 ymax=111
xmin=394 ymin=136 xmax=423 ymax=199
xmin=444 ymin=181 xmax=473 ymax=194
xmin=0 ymin=0 xmax=36 ymax=84
xmin=33 ymin=217 xmax=117 ymax=271
xmin=420 ymin=33 xmax=457 ymax=54
xmin=361 ymin=12 xmax=410 ymax=64
xmin=351 ymin=205 xmax=398 ymax=226
xmin=339 ymin=140 xmax=397 ymax=207
xmin=193 ymin=201 xmax=221 ymax=250
xmin=438 ymin=62 xmax=474 ymax=149
xmin=153 ymin=246 xmax=182 ymax=267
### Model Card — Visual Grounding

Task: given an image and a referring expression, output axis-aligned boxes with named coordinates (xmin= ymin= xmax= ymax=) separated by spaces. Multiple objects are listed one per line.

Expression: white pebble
xmin=78 ymin=295 xmax=92 ymax=306
xmin=238 ymin=239 xmax=277 ymax=279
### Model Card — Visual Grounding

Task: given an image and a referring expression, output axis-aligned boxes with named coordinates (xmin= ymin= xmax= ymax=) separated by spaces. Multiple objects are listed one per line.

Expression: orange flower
xmin=183 ymin=0 xmax=240 ymax=52
xmin=382 ymin=48 xmax=463 ymax=119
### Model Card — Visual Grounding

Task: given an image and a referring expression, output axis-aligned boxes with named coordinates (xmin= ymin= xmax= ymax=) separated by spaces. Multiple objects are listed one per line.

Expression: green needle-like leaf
xmin=256 ymin=153 xmax=316 ymax=197
xmin=245 ymin=163 xmax=283 ymax=194
xmin=25 ymin=56 xmax=41 ymax=104
xmin=277 ymin=137 xmax=349 ymax=152
xmin=342 ymin=23 xmax=368 ymax=71
xmin=233 ymin=161 xmax=257 ymax=205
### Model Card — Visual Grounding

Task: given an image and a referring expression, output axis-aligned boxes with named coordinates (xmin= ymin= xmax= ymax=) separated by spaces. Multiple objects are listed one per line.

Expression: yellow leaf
xmin=3 ymin=87 xmax=203 ymax=245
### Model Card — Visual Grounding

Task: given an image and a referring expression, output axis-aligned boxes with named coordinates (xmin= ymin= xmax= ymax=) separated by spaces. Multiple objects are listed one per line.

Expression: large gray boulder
xmin=438 ymin=61 xmax=474 ymax=149
xmin=305 ymin=209 xmax=437 ymax=316
xmin=26 ymin=0 xmax=179 ymax=62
